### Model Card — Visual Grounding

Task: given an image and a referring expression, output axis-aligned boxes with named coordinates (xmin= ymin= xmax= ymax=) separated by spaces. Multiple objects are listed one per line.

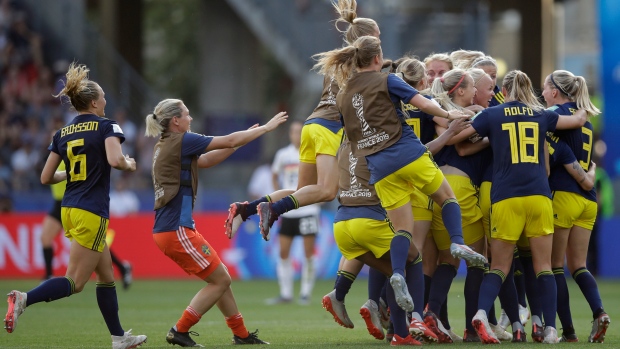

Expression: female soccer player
xmin=145 ymin=99 xmax=287 ymax=346
xmin=331 ymin=139 xmax=424 ymax=345
xmin=466 ymin=70 xmax=586 ymax=344
xmin=393 ymin=58 xmax=472 ymax=341
xmin=471 ymin=56 xmax=505 ymax=107
xmin=4 ymin=63 xmax=147 ymax=349
xmin=225 ymin=0 xmax=380 ymax=240
xmin=542 ymin=69 xmax=610 ymax=343
xmin=424 ymin=53 xmax=453 ymax=84
xmin=315 ymin=33 xmax=487 ymax=294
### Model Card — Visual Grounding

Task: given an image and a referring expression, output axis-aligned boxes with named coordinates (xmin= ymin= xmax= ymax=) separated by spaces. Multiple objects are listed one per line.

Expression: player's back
xmin=479 ymin=101 xmax=558 ymax=203
xmin=548 ymin=102 xmax=596 ymax=200
xmin=52 ymin=113 xmax=124 ymax=218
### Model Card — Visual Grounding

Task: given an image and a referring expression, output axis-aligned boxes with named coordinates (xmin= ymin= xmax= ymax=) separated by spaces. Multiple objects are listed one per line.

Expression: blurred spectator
xmin=109 ymin=175 xmax=140 ymax=217
xmin=0 ymin=157 xmax=10 ymax=189
xmin=108 ymin=175 xmax=139 ymax=289
xmin=10 ymin=138 xmax=38 ymax=190
xmin=113 ymin=107 xmax=137 ymax=156
xmin=247 ymin=162 xmax=275 ymax=201
xmin=135 ymin=122 xmax=157 ymax=189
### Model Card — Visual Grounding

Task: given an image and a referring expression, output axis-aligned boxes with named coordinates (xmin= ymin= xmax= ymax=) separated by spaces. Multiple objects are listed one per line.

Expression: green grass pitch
xmin=0 ymin=278 xmax=617 ymax=348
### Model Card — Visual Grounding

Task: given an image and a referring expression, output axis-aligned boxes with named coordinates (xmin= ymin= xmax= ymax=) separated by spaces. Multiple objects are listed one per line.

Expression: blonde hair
xmin=450 ymin=50 xmax=485 ymax=69
xmin=53 ymin=62 xmax=100 ymax=112
xmin=471 ymin=56 xmax=497 ymax=70
xmin=333 ymin=0 xmax=378 ymax=45
xmin=468 ymin=68 xmax=489 ymax=87
xmin=392 ymin=56 xmax=426 ymax=88
xmin=313 ymin=36 xmax=381 ymax=91
xmin=549 ymin=70 xmax=600 ymax=116
xmin=430 ymin=69 xmax=471 ymax=111
xmin=502 ymin=70 xmax=544 ymax=111
xmin=145 ymin=98 xmax=184 ymax=137
xmin=424 ymin=53 xmax=453 ymax=70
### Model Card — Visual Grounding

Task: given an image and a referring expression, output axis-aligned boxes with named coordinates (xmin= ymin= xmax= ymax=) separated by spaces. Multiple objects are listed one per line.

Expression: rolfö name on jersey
xmin=504 ymin=106 xmax=533 ymax=116
xmin=60 ymin=121 xmax=99 ymax=137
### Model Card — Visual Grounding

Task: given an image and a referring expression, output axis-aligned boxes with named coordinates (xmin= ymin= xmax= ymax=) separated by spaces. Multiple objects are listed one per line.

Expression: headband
xmin=448 ymin=74 xmax=466 ymax=95
xmin=550 ymin=74 xmax=571 ymax=98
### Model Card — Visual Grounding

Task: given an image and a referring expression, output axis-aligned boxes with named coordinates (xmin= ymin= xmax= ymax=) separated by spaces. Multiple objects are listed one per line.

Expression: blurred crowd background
xmin=0 ymin=0 xmax=617 ymax=217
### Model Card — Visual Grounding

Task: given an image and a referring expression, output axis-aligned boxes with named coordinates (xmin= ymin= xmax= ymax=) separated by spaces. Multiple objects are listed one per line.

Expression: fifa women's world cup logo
xmin=348 ymin=151 xmax=361 ymax=190
xmin=352 ymin=93 xmax=375 ymax=137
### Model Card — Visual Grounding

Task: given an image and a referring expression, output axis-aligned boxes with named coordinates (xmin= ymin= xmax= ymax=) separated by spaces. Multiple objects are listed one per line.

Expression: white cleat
xmin=112 ymin=329 xmax=147 ymax=349
xmin=359 ymin=299 xmax=385 ymax=340
xmin=491 ymin=323 xmax=513 ymax=341
xmin=450 ymin=243 xmax=487 ymax=266
xmin=588 ymin=312 xmax=611 ymax=343
xmin=542 ymin=326 xmax=560 ymax=344
xmin=519 ymin=304 xmax=530 ymax=326
xmin=472 ymin=310 xmax=500 ymax=344
xmin=389 ymin=273 xmax=414 ymax=312
xmin=322 ymin=290 xmax=354 ymax=329
xmin=4 ymin=290 xmax=26 ymax=333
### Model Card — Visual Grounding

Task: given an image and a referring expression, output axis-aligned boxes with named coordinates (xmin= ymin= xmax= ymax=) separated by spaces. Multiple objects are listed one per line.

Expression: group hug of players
xmin=225 ymin=0 xmax=609 ymax=346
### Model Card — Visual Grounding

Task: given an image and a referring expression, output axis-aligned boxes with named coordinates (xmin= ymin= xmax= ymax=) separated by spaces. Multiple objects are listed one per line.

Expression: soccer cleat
xmin=409 ymin=318 xmax=438 ymax=342
xmin=519 ymin=304 xmax=530 ymax=325
xmin=588 ymin=312 xmax=610 ymax=343
xmin=122 ymin=262 xmax=133 ymax=290
xmin=389 ymin=274 xmax=414 ymax=312
xmin=378 ymin=297 xmax=390 ymax=330
xmin=232 ymin=329 xmax=269 ymax=344
xmin=543 ymin=326 xmax=560 ymax=344
xmin=446 ymin=328 xmax=463 ymax=342
xmin=472 ymin=309 xmax=500 ymax=344
xmin=498 ymin=308 xmax=510 ymax=331
xmin=166 ymin=327 xmax=204 ymax=347
xmin=531 ymin=322 xmax=544 ymax=342
xmin=560 ymin=333 xmax=579 ymax=342
xmin=257 ymin=202 xmax=279 ymax=241
xmin=390 ymin=333 xmax=422 ymax=346
xmin=423 ymin=310 xmax=453 ymax=343
xmin=225 ymin=202 xmax=250 ymax=239
xmin=322 ymin=290 xmax=354 ymax=328
xmin=264 ymin=296 xmax=292 ymax=305
xmin=360 ymin=299 xmax=385 ymax=340
xmin=4 ymin=290 xmax=26 ymax=333
xmin=491 ymin=323 xmax=513 ymax=341
xmin=512 ymin=328 xmax=527 ymax=342
xmin=112 ymin=329 xmax=147 ymax=349
xmin=449 ymin=243 xmax=487 ymax=266
xmin=463 ymin=329 xmax=481 ymax=342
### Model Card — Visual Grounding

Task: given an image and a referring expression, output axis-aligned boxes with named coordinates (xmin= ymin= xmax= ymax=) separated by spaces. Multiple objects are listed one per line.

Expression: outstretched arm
xmin=198 ymin=124 xmax=261 ymax=168
xmin=409 ymin=94 xmax=468 ymax=120
xmin=206 ymin=112 xmax=288 ymax=151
